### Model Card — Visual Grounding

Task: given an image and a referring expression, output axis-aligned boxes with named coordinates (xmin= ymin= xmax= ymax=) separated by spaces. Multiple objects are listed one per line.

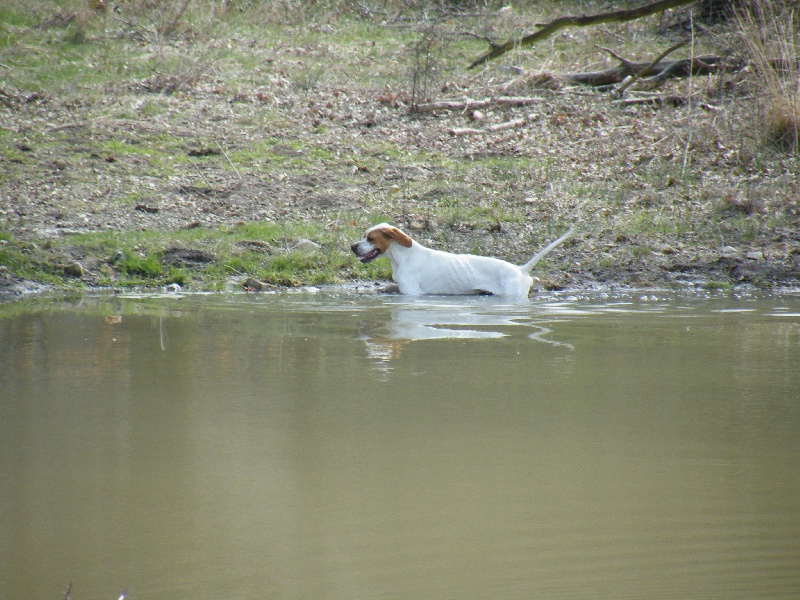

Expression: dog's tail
xmin=520 ymin=227 xmax=575 ymax=273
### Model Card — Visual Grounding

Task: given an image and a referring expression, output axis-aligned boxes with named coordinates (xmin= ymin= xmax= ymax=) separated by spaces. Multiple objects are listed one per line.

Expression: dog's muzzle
xmin=351 ymin=242 xmax=381 ymax=264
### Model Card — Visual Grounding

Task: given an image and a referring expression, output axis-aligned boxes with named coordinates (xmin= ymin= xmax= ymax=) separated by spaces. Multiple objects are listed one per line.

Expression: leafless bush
xmin=407 ymin=22 xmax=454 ymax=110
xmin=120 ymin=0 xmax=193 ymax=40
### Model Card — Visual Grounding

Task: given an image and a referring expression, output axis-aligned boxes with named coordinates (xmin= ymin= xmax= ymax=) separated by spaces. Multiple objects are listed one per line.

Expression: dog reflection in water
xmin=359 ymin=306 xmax=507 ymax=361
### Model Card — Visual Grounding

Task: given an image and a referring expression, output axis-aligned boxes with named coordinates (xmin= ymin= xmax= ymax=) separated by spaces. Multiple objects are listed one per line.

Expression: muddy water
xmin=1 ymin=290 xmax=799 ymax=600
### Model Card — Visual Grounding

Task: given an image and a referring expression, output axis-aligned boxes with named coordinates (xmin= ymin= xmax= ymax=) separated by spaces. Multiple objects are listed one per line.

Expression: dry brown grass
xmin=736 ymin=0 xmax=799 ymax=152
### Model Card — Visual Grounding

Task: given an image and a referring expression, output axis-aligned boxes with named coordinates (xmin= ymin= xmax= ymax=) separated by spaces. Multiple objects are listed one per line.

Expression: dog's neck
xmin=385 ymin=239 xmax=420 ymax=265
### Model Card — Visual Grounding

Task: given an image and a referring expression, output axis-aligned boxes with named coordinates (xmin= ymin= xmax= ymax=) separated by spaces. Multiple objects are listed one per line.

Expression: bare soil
xmin=2 ymin=7 xmax=800 ymax=296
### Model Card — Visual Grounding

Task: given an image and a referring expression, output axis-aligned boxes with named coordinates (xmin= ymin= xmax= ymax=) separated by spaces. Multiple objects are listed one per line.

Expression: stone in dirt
xmin=63 ymin=262 xmax=84 ymax=277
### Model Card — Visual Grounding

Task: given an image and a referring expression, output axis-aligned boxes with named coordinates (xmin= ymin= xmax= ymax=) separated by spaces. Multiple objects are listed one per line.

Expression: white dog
xmin=351 ymin=223 xmax=573 ymax=297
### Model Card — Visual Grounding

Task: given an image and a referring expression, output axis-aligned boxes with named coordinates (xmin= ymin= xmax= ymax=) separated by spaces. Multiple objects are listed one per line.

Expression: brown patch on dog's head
xmin=375 ymin=226 xmax=412 ymax=248
xmin=363 ymin=227 xmax=391 ymax=254
xmin=352 ymin=223 xmax=414 ymax=263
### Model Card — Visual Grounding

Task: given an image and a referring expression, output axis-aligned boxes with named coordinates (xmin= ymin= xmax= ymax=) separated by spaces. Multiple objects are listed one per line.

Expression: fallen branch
xmin=612 ymin=95 xmax=686 ymax=107
xmin=558 ymin=54 xmax=732 ymax=87
xmin=449 ymin=127 xmax=483 ymax=135
xmin=468 ymin=0 xmax=697 ymax=69
xmin=612 ymin=40 xmax=687 ymax=97
xmin=486 ymin=114 xmax=538 ymax=131
xmin=413 ymin=96 xmax=539 ymax=113
xmin=449 ymin=113 xmax=539 ymax=135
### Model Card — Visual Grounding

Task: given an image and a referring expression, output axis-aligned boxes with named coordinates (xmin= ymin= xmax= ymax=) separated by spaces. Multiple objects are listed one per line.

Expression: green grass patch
xmin=5 ymin=221 xmax=372 ymax=290
xmin=118 ymin=253 xmax=162 ymax=278
xmin=98 ymin=140 xmax=150 ymax=156
xmin=0 ymin=7 xmax=40 ymax=31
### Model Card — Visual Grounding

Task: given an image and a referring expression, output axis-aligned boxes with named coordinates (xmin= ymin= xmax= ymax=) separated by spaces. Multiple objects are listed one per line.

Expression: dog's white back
xmin=351 ymin=223 xmax=572 ymax=297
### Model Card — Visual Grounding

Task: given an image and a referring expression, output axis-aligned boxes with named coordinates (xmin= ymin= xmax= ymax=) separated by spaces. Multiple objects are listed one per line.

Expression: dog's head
xmin=350 ymin=223 xmax=413 ymax=263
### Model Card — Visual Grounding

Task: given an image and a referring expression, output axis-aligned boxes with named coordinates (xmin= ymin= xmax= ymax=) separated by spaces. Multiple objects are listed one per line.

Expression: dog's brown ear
xmin=380 ymin=226 xmax=413 ymax=248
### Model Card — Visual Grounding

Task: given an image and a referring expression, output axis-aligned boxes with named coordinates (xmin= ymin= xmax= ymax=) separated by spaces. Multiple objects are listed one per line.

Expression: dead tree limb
xmin=468 ymin=0 xmax=697 ymax=69
xmin=558 ymin=54 xmax=732 ymax=87
xmin=450 ymin=113 xmax=540 ymax=135
xmin=486 ymin=114 xmax=538 ymax=131
xmin=612 ymin=95 xmax=686 ymax=107
xmin=413 ymin=96 xmax=539 ymax=113
xmin=613 ymin=40 xmax=688 ymax=96
xmin=449 ymin=127 xmax=483 ymax=135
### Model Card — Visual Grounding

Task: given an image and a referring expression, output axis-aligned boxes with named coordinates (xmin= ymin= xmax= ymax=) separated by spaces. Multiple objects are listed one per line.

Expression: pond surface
xmin=1 ymin=290 xmax=799 ymax=600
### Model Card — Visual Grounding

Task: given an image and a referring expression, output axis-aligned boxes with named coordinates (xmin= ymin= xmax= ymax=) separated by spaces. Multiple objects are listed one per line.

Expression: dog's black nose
xmin=350 ymin=242 xmax=359 ymax=253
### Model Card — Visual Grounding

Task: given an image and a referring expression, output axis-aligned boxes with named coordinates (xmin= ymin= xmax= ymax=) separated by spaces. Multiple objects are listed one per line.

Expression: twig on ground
xmin=449 ymin=113 xmax=539 ymax=135
xmin=414 ymin=96 xmax=539 ymax=113
xmin=190 ymin=160 xmax=212 ymax=188
xmin=596 ymin=45 xmax=631 ymax=64
xmin=47 ymin=122 xmax=89 ymax=132
xmin=215 ymin=141 xmax=242 ymax=182
xmin=109 ymin=14 xmax=152 ymax=43
xmin=449 ymin=127 xmax=483 ymax=135
xmin=612 ymin=95 xmax=686 ymax=107
xmin=486 ymin=114 xmax=539 ymax=131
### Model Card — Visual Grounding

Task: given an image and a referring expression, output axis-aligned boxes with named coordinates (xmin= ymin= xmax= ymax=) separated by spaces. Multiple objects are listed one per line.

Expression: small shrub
xmin=768 ymin=97 xmax=800 ymax=151
xmin=407 ymin=22 xmax=447 ymax=109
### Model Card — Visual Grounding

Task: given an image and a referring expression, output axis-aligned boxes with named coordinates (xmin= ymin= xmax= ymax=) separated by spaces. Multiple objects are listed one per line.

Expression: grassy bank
xmin=1 ymin=0 xmax=798 ymax=293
